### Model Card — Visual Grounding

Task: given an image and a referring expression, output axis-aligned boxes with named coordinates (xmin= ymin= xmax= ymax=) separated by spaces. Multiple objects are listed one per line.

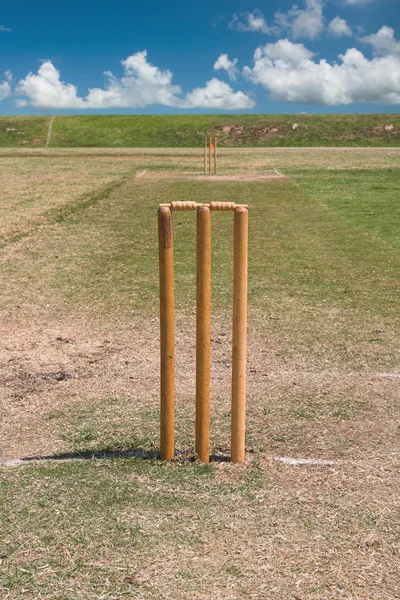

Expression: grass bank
xmin=1 ymin=114 xmax=400 ymax=147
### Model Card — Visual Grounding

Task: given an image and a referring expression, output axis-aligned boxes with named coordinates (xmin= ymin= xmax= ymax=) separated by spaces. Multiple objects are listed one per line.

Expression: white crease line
xmin=0 ymin=452 xmax=396 ymax=468
xmin=1 ymin=459 xmax=25 ymax=467
xmin=378 ymin=373 xmax=400 ymax=378
xmin=136 ymin=169 xmax=148 ymax=179
xmin=273 ymin=168 xmax=285 ymax=177
xmin=0 ymin=456 xmax=372 ymax=469
xmin=274 ymin=457 xmax=338 ymax=466
xmin=272 ymin=456 xmax=369 ymax=467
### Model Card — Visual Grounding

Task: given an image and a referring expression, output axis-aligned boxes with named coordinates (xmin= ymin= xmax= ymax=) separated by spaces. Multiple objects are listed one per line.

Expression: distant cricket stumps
xmin=204 ymin=136 xmax=217 ymax=175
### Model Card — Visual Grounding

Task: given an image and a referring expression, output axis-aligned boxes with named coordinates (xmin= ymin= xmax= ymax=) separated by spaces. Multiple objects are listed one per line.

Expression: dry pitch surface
xmin=0 ymin=147 xmax=399 ymax=600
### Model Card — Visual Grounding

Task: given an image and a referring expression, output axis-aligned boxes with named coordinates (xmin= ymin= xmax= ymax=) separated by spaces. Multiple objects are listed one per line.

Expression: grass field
xmin=1 ymin=147 xmax=399 ymax=599
xmin=1 ymin=114 xmax=400 ymax=148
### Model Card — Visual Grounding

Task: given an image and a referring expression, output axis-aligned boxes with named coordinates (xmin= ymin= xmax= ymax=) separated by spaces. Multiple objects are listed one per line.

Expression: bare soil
xmin=1 ymin=311 xmax=399 ymax=467
xmin=194 ymin=173 xmax=285 ymax=181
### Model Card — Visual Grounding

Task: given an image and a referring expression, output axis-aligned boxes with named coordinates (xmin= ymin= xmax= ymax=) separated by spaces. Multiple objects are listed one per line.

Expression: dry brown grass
xmin=1 ymin=145 xmax=400 ymax=166
xmin=1 ymin=308 xmax=399 ymax=466
xmin=0 ymin=155 xmax=139 ymax=245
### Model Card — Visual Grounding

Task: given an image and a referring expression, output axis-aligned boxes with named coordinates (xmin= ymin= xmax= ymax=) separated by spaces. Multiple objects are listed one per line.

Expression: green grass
xmin=45 ymin=169 xmax=399 ymax=325
xmin=0 ymin=116 xmax=50 ymax=147
xmin=292 ymin=167 xmax=400 ymax=248
xmin=1 ymin=114 xmax=400 ymax=147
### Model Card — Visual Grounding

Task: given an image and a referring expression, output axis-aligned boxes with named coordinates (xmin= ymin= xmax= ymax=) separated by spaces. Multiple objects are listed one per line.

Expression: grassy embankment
xmin=0 ymin=114 xmax=400 ymax=147
xmin=0 ymin=148 xmax=399 ymax=599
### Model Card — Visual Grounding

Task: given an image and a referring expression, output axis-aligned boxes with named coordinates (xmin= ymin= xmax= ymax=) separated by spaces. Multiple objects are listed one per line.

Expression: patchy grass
xmin=0 ymin=148 xmax=399 ymax=599
xmin=1 ymin=459 xmax=399 ymax=599
xmin=0 ymin=116 xmax=50 ymax=147
xmin=1 ymin=114 xmax=400 ymax=147
xmin=45 ymin=114 xmax=400 ymax=147
xmin=0 ymin=154 xmax=140 ymax=247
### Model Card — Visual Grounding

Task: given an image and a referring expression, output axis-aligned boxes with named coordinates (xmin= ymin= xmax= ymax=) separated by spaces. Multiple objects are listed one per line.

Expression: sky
xmin=0 ymin=0 xmax=399 ymax=114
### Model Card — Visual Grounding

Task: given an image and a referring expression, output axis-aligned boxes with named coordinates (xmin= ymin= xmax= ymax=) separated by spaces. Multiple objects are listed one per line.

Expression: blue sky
xmin=0 ymin=0 xmax=399 ymax=114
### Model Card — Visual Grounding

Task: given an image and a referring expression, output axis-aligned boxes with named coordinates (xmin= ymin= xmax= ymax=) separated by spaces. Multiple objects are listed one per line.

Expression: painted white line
xmin=136 ymin=169 xmax=148 ymax=179
xmin=272 ymin=456 xmax=374 ymax=467
xmin=273 ymin=168 xmax=285 ymax=177
xmin=378 ymin=373 xmax=400 ymax=378
xmin=0 ymin=455 xmax=370 ymax=469
xmin=1 ymin=459 xmax=25 ymax=468
xmin=45 ymin=116 xmax=56 ymax=149
xmin=273 ymin=456 xmax=339 ymax=466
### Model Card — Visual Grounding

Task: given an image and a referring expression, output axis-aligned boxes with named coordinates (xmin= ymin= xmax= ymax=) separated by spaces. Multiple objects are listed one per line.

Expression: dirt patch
xmin=129 ymin=168 xmax=287 ymax=183
xmin=0 ymin=319 xmax=159 ymax=460
xmin=193 ymin=172 xmax=286 ymax=181
xmin=131 ymin=169 xmax=287 ymax=182
xmin=1 ymin=313 xmax=399 ymax=466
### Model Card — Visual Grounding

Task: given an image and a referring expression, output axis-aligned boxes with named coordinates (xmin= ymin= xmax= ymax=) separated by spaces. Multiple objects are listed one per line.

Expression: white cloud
xmin=182 ymin=78 xmax=254 ymax=110
xmin=0 ymin=77 xmax=10 ymax=100
xmin=362 ymin=26 xmax=400 ymax=56
xmin=0 ymin=70 xmax=11 ymax=100
xmin=329 ymin=17 xmax=352 ymax=36
xmin=16 ymin=61 xmax=86 ymax=108
xmin=248 ymin=38 xmax=315 ymax=69
xmin=243 ymin=39 xmax=400 ymax=105
xmin=16 ymin=51 xmax=254 ymax=110
xmin=229 ymin=10 xmax=271 ymax=34
xmin=0 ymin=24 xmax=11 ymax=32
xmin=214 ymin=54 xmax=239 ymax=80
xmin=275 ymin=0 xmax=324 ymax=40
xmin=344 ymin=0 xmax=375 ymax=4
xmin=85 ymin=51 xmax=182 ymax=108
xmin=230 ymin=1 xmax=324 ymax=40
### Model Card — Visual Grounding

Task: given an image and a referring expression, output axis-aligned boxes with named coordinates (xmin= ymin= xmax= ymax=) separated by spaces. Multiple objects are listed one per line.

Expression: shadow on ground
xmin=18 ymin=447 xmax=232 ymax=463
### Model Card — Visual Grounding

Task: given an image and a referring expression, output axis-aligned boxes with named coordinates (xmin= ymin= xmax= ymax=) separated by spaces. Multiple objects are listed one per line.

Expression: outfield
xmin=1 ymin=147 xmax=399 ymax=599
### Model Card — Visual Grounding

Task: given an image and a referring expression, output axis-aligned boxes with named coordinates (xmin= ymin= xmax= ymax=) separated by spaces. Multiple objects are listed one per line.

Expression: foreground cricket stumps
xmin=158 ymin=201 xmax=248 ymax=463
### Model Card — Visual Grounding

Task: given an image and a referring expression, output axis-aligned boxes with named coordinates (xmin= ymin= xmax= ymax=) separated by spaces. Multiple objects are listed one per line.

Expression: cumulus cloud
xmin=0 ymin=70 xmax=11 ymax=100
xmin=16 ymin=52 xmax=181 ymax=109
xmin=362 ymin=26 xmax=400 ymax=56
xmin=255 ymin=38 xmax=315 ymax=66
xmin=0 ymin=77 xmax=11 ymax=100
xmin=229 ymin=10 xmax=271 ymax=34
xmin=243 ymin=39 xmax=400 ymax=105
xmin=329 ymin=17 xmax=352 ymax=36
xmin=214 ymin=54 xmax=239 ymax=80
xmin=344 ymin=0 xmax=375 ymax=4
xmin=0 ymin=24 xmax=11 ymax=32
xmin=85 ymin=51 xmax=182 ymax=108
xmin=182 ymin=78 xmax=254 ymax=109
xmin=275 ymin=0 xmax=324 ymax=40
xmin=16 ymin=51 xmax=254 ymax=110
xmin=16 ymin=61 xmax=85 ymax=108
xmin=230 ymin=1 xmax=324 ymax=40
